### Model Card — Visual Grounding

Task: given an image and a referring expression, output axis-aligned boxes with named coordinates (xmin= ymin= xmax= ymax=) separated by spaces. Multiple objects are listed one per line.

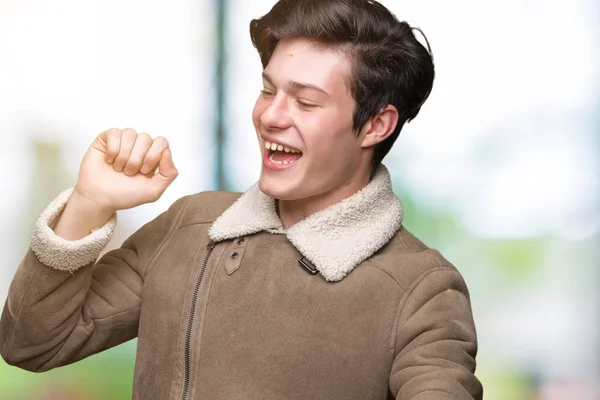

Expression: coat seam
xmin=144 ymin=197 xmax=193 ymax=278
xmin=178 ymin=220 xmax=214 ymax=229
xmin=363 ymin=260 xmax=408 ymax=292
xmin=35 ymin=306 xmax=142 ymax=371
xmin=389 ymin=264 xmax=457 ymax=353
xmin=414 ymin=388 xmax=458 ymax=398
xmin=2 ymin=260 xmax=44 ymax=357
xmin=78 ymin=305 xmax=141 ymax=327
xmin=397 ymin=230 xmax=421 ymax=253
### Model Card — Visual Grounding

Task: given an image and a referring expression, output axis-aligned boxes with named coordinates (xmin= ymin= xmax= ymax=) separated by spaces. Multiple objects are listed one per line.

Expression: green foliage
xmin=395 ymin=185 xmax=543 ymax=282
xmin=0 ymin=341 xmax=136 ymax=400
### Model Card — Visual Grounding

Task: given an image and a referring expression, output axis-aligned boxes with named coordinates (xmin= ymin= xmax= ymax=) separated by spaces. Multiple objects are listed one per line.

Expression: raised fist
xmin=73 ymin=128 xmax=178 ymax=212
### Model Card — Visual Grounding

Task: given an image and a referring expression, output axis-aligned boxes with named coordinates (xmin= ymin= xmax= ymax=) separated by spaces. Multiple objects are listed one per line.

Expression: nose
xmin=259 ymin=95 xmax=293 ymax=131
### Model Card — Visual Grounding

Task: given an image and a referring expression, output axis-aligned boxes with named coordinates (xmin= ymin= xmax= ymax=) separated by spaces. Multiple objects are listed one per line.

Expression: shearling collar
xmin=208 ymin=165 xmax=403 ymax=282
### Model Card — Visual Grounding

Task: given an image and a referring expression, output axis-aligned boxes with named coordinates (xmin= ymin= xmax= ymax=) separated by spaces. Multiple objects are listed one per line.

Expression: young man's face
xmin=252 ymin=38 xmax=371 ymax=202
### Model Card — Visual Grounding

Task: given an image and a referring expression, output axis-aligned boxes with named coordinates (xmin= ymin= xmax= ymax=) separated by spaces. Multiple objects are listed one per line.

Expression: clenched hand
xmin=75 ymin=128 xmax=179 ymax=212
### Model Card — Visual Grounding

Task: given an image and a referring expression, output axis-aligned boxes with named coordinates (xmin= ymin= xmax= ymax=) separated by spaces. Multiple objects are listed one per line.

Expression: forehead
xmin=264 ymin=38 xmax=352 ymax=94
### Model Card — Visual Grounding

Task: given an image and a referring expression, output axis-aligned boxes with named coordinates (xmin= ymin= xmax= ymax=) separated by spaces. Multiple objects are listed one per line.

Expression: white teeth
xmin=264 ymin=140 xmax=301 ymax=154
xmin=268 ymin=152 xmax=295 ymax=166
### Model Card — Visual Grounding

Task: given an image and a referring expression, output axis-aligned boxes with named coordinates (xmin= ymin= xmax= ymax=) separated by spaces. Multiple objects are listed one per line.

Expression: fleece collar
xmin=208 ymin=165 xmax=403 ymax=282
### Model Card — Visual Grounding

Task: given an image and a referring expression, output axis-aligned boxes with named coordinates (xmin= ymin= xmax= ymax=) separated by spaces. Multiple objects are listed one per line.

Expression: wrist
xmin=71 ymin=186 xmax=116 ymax=217
xmin=52 ymin=188 xmax=116 ymax=240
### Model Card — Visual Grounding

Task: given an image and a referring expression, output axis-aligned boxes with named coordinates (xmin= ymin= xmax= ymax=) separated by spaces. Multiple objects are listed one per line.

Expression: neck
xmin=277 ymin=168 xmax=373 ymax=229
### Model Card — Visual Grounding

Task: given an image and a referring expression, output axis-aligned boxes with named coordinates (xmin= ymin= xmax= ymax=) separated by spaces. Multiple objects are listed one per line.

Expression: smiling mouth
xmin=264 ymin=140 xmax=303 ymax=167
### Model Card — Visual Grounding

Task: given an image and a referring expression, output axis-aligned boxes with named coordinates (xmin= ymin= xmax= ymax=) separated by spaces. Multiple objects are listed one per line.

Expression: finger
xmin=105 ymin=129 xmax=123 ymax=164
xmin=140 ymin=136 xmax=169 ymax=175
xmin=123 ymin=133 xmax=153 ymax=176
xmin=99 ymin=128 xmax=121 ymax=164
xmin=112 ymin=128 xmax=137 ymax=172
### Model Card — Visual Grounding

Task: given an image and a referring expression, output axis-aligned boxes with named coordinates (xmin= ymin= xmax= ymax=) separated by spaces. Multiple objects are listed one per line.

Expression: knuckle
xmin=122 ymin=128 xmax=137 ymax=139
xmin=154 ymin=135 xmax=169 ymax=147
xmin=106 ymin=127 xmax=121 ymax=135
xmin=137 ymin=132 xmax=152 ymax=143
xmin=107 ymin=129 xmax=121 ymax=140
xmin=126 ymin=159 xmax=142 ymax=168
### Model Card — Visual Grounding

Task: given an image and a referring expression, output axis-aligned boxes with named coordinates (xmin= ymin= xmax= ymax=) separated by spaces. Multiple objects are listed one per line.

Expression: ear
xmin=359 ymin=105 xmax=399 ymax=148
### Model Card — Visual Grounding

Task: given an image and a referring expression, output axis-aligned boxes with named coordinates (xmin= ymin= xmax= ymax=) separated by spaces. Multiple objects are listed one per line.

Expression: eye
xmin=260 ymin=89 xmax=275 ymax=98
xmin=297 ymin=100 xmax=318 ymax=110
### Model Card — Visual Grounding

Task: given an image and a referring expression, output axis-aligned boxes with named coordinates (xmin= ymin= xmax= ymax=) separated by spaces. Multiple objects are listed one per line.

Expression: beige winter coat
xmin=0 ymin=166 xmax=483 ymax=399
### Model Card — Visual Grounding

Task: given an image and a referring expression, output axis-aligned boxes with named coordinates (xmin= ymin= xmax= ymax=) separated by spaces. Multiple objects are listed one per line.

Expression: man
xmin=0 ymin=0 xmax=483 ymax=399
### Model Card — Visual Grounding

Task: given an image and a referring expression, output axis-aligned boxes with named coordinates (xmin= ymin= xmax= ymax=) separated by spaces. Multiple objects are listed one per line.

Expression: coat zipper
xmin=181 ymin=241 xmax=215 ymax=400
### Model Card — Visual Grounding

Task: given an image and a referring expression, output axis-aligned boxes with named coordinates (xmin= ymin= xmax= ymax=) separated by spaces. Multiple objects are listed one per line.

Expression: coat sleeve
xmin=389 ymin=266 xmax=483 ymax=399
xmin=0 ymin=188 xmax=189 ymax=372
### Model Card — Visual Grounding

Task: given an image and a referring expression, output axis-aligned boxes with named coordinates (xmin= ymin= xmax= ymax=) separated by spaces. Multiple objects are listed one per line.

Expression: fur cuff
xmin=30 ymin=187 xmax=117 ymax=272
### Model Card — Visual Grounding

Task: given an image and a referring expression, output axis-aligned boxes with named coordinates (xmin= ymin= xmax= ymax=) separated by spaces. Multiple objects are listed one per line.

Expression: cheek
xmin=252 ymin=97 xmax=264 ymax=128
xmin=302 ymin=114 xmax=355 ymax=155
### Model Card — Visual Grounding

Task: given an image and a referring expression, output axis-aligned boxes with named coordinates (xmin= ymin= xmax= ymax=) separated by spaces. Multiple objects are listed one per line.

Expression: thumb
xmin=151 ymin=148 xmax=179 ymax=186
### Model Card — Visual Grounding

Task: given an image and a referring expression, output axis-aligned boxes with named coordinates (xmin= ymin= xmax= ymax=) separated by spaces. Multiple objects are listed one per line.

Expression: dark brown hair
xmin=250 ymin=0 xmax=435 ymax=167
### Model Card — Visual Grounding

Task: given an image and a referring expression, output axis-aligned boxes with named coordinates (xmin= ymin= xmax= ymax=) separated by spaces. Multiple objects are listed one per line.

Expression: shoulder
xmin=165 ymin=190 xmax=242 ymax=228
xmin=367 ymin=226 xmax=468 ymax=293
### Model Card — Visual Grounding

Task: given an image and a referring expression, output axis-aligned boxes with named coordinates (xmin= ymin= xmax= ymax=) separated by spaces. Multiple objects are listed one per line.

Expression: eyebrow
xmin=262 ymin=72 xmax=330 ymax=97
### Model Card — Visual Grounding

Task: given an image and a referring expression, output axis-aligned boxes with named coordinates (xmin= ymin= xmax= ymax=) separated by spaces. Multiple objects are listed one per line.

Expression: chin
xmin=258 ymin=173 xmax=300 ymax=201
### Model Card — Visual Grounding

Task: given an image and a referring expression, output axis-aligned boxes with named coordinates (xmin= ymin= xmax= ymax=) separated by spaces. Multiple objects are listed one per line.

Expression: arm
xmin=0 ymin=188 xmax=188 ymax=372
xmin=389 ymin=266 xmax=483 ymax=399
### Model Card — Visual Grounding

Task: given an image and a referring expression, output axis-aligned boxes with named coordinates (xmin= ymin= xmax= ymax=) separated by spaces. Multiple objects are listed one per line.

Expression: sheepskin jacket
xmin=0 ymin=165 xmax=483 ymax=400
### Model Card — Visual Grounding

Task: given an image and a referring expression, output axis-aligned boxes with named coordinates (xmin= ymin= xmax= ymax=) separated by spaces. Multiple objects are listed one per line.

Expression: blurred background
xmin=0 ymin=0 xmax=598 ymax=399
